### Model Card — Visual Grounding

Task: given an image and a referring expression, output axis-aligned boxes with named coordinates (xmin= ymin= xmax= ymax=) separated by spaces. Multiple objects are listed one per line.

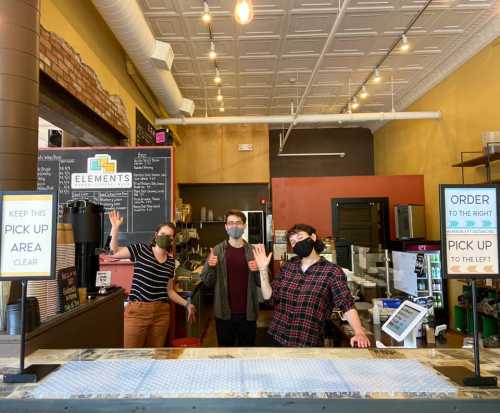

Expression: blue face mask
xmin=227 ymin=227 xmax=244 ymax=239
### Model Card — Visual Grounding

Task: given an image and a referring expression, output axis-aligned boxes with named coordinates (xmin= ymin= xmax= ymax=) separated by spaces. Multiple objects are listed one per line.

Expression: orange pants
xmin=124 ymin=301 xmax=170 ymax=348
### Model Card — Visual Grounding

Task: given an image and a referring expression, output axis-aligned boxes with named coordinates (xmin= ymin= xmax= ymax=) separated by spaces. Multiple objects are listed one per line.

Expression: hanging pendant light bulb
xmin=202 ymin=1 xmax=211 ymax=23
xmin=216 ymin=88 xmax=223 ymax=102
xmin=219 ymin=106 xmax=225 ymax=113
xmin=208 ymin=41 xmax=217 ymax=60
xmin=373 ymin=68 xmax=381 ymax=83
xmin=234 ymin=0 xmax=254 ymax=25
xmin=400 ymin=34 xmax=410 ymax=52
xmin=360 ymin=85 xmax=368 ymax=99
xmin=351 ymin=97 xmax=359 ymax=110
xmin=214 ymin=68 xmax=221 ymax=85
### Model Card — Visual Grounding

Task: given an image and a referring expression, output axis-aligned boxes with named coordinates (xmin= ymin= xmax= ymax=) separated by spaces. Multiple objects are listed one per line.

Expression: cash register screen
xmin=384 ymin=304 xmax=422 ymax=336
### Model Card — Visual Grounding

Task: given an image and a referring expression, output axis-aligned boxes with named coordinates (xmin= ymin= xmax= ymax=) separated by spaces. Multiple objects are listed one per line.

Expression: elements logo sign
xmin=71 ymin=154 xmax=132 ymax=189
xmin=88 ymin=154 xmax=117 ymax=174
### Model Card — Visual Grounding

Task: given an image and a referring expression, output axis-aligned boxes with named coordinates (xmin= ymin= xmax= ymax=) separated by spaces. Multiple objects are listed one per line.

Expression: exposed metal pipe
xmin=280 ymin=0 xmax=351 ymax=152
xmin=92 ymin=0 xmax=193 ymax=117
xmin=157 ymin=111 xmax=441 ymax=125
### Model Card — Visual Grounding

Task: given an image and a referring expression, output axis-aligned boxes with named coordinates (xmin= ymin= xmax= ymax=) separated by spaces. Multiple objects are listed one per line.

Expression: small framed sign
xmin=440 ymin=184 xmax=500 ymax=279
xmin=57 ymin=267 xmax=79 ymax=312
xmin=96 ymin=271 xmax=111 ymax=288
xmin=0 ymin=191 xmax=57 ymax=281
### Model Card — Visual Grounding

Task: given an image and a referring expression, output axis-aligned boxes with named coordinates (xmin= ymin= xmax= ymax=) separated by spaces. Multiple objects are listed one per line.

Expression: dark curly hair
xmin=286 ymin=223 xmax=325 ymax=253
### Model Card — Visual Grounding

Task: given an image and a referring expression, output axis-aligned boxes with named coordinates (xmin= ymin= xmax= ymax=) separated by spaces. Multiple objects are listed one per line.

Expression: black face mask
xmin=292 ymin=237 xmax=315 ymax=258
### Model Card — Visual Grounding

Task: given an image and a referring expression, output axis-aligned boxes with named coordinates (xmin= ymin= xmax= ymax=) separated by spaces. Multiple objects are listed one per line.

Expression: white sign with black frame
xmin=0 ymin=191 xmax=57 ymax=281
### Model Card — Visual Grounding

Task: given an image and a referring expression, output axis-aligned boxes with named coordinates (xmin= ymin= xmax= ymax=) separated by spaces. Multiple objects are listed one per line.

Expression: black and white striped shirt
xmin=127 ymin=243 xmax=175 ymax=302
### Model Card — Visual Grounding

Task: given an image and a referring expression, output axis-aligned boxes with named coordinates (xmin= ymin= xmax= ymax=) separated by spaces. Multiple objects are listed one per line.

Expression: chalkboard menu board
xmin=37 ymin=147 xmax=173 ymax=244
xmin=57 ymin=266 xmax=79 ymax=312
xmin=136 ymin=108 xmax=156 ymax=146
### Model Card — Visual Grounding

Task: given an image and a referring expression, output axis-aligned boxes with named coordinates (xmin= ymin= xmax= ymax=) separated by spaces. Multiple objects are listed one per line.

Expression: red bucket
xmin=172 ymin=337 xmax=201 ymax=347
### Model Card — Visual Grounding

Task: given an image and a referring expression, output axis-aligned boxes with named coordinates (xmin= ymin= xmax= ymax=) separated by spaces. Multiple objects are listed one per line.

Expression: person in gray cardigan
xmin=201 ymin=209 xmax=260 ymax=346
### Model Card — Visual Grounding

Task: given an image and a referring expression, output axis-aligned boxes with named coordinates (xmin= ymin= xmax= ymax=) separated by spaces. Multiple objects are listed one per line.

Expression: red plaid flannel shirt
xmin=268 ymin=257 xmax=354 ymax=347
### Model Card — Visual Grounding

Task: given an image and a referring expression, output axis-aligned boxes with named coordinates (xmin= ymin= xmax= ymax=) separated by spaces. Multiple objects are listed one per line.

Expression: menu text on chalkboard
xmin=37 ymin=147 xmax=173 ymax=245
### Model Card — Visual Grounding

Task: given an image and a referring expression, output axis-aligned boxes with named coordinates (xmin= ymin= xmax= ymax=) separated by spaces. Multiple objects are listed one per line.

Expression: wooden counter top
xmin=0 ymin=347 xmax=499 ymax=412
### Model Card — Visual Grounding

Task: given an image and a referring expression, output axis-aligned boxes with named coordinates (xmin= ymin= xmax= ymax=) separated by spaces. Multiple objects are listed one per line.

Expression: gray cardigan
xmin=201 ymin=240 xmax=261 ymax=321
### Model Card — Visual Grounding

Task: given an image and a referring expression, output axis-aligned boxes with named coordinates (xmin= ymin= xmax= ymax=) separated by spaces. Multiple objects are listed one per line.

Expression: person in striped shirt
xmin=109 ymin=210 xmax=196 ymax=348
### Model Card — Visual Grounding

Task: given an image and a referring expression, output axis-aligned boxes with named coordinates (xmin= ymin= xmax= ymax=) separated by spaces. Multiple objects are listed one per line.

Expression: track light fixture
xmin=214 ymin=68 xmax=221 ymax=85
xmin=216 ymin=88 xmax=223 ymax=102
xmin=400 ymin=34 xmax=410 ymax=52
xmin=202 ymin=1 xmax=211 ymax=23
xmin=209 ymin=41 xmax=217 ymax=60
xmin=351 ymin=97 xmax=359 ymax=110
xmin=360 ymin=85 xmax=368 ymax=99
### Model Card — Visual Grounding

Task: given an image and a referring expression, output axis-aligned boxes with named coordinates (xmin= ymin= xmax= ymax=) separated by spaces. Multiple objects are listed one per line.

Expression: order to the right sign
xmin=443 ymin=186 xmax=499 ymax=277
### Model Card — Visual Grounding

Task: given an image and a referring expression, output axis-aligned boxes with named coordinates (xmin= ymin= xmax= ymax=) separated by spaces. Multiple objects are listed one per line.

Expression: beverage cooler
xmin=392 ymin=248 xmax=448 ymax=326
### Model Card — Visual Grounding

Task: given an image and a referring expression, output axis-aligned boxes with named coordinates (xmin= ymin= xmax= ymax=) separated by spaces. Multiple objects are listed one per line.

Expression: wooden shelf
xmin=452 ymin=152 xmax=500 ymax=167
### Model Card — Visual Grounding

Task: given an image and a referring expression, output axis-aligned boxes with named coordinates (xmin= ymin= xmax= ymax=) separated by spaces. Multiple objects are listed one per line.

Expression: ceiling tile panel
xmin=282 ymin=38 xmax=324 ymax=55
xmin=238 ymin=39 xmax=281 ymax=56
xmin=239 ymin=57 xmax=277 ymax=72
xmin=239 ymin=87 xmax=274 ymax=98
xmin=239 ymin=15 xmax=284 ymax=36
xmin=139 ymin=0 xmax=498 ymax=117
xmin=239 ymin=73 xmax=275 ymax=87
xmin=288 ymin=13 xmax=337 ymax=36
xmin=278 ymin=55 xmax=317 ymax=71
xmin=172 ymin=59 xmax=195 ymax=73
xmin=149 ymin=17 xmax=185 ymax=38
xmin=139 ymin=0 xmax=176 ymax=12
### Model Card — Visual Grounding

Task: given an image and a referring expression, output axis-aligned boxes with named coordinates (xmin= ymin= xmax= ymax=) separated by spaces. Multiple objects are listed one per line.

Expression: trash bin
xmin=172 ymin=337 xmax=201 ymax=347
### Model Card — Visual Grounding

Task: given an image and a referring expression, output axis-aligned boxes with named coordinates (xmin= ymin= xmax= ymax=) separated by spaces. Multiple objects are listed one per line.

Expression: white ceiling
xmin=138 ymin=0 xmax=500 ymax=121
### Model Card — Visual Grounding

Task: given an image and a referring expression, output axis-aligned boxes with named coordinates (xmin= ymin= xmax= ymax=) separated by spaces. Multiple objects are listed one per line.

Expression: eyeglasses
xmin=226 ymin=221 xmax=244 ymax=227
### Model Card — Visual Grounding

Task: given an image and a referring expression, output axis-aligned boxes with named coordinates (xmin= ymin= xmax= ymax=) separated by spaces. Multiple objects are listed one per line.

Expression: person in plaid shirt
xmin=254 ymin=224 xmax=370 ymax=347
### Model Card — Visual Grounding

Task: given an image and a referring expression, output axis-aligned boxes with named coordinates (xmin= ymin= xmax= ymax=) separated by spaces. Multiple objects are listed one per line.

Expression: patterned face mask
xmin=226 ymin=227 xmax=244 ymax=239
xmin=155 ymin=235 xmax=172 ymax=250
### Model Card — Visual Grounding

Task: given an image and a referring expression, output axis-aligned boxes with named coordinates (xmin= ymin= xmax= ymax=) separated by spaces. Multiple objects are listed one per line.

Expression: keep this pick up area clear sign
xmin=441 ymin=185 xmax=499 ymax=279
xmin=0 ymin=192 xmax=57 ymax=280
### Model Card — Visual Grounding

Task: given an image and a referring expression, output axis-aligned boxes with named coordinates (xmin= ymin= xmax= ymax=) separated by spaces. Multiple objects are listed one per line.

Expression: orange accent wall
xmin=272 ymin=175 xmax=425 ymax=239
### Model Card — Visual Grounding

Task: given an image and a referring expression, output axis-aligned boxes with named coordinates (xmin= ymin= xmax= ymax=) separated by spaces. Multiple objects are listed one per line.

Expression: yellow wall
xmin=375 ymin=37 xmax=500 ymax=327
xmin=175 ymin=124 xmax=270 ymax=183
xmin=375 ymin=37 xmax=500 ymax=238
xmin=40 ymin=0 xmax=160 ymax=144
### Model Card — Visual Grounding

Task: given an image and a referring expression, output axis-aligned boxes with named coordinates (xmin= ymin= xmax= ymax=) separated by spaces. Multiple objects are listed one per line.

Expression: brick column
xmin=0 ymin=0 xmax=40 ymax=190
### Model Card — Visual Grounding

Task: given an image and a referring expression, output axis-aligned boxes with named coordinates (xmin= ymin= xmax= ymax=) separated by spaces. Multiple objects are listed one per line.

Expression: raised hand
xmin=207 ymin=247 xmax=218 ymax=267
xmin=252 ymin=244 xmax=272 ymax=270
xmin=108 ymin=210 xmax=124 ymax=228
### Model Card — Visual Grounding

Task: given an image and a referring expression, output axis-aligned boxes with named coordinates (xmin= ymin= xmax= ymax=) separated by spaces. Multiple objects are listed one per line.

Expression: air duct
xmin=156 ymin=112 xmax=441 ymax=126
xmin=92 ymin=0 xmax=194 ymax=117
